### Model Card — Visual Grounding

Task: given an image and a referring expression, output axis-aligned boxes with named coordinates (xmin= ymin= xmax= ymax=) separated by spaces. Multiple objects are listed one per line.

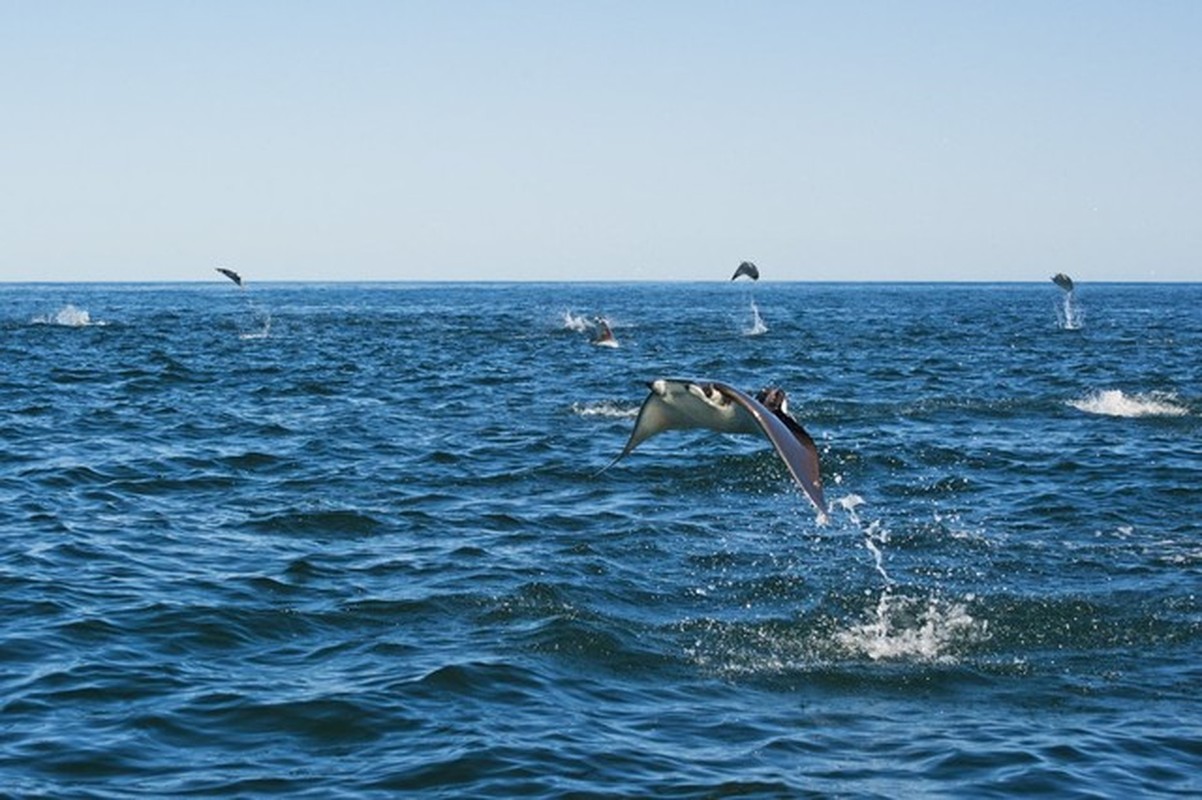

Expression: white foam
xmin=571 ymin=401 xmax=637 ymax=419
xmin=685 ymin=590 xmax=989 ymax=676
xmin=742 ymin=300 xmax=768 ymax=336
xmin=1068 ymin=389 xmax=1188 ymax=418
xmin=33 ymin=304 xmax=100 ymax=327
xmin=561 ymin=310 xmax=593 ymax=333
xmin=835 ymin=592 xmax=987 ymax=663
xmin=1056 ymin=293 xmax=1084 ymax=330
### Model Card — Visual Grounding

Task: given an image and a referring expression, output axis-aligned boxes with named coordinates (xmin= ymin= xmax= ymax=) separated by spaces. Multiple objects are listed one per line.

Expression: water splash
xmin=835 ymin=494 xmax=890 ymax=583
xmin=32 ymin=304 xmax=101 ymax=327
xmin=828 ymin=494 xmax=987 ymax=661
xmin=1068 ymin=389 xmax=1189 ymax=418
xmin=743 ymin=299 xmax=768 ymax=336
xmin=562 ymin=310 xmax=619 ymax=346
xmin=834 ymin=592 xmax=986 ymax=663
xmin=561 ymin=310 xmax=592 ymax=332
xmin=1055 ymin=291 xmax=1083 ymax=330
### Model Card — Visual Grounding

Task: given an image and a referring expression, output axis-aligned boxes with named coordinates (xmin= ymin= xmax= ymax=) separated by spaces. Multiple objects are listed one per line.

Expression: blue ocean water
xmin=1 ymin=281 xmax=1200 ymax=798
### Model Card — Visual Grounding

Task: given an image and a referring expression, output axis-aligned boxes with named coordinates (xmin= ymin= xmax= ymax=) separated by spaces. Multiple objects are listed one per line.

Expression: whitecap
xmin=1068 ymin=389 xmax=1189 ymax=418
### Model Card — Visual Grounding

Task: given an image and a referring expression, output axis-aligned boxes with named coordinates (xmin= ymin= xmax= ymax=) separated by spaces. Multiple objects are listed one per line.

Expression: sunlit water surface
xmin=2 ymin=282 xmax=1199 ymax=797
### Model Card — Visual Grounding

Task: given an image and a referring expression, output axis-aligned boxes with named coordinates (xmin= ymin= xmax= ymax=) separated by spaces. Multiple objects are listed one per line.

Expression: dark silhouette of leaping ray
xmin=599 ymin=378 xmax=825 ymax=519
xmin=1051 ymin=272 xmax=1074 ymax=292
xmin=216 ymin=267 xmax=243 ymax=287
xmin=731 ymin=261 xmax=759 ymax=281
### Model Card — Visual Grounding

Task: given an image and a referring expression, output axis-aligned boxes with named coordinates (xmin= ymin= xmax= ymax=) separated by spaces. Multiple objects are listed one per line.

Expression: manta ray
xmin=731 ymin=261 xmax=760 ymax=281
xmin=602 ymin=378 xmax=825 ymax=517
xmin=592 ymin=317 xmax=618 ymax=347
xmin=216 ymin=267 xmax=243 ymax=287
xmin=1051 ymin=272 xmax=1074 ymax=292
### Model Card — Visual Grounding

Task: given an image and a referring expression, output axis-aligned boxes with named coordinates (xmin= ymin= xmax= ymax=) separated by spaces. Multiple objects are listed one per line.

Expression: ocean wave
xmin=5 ymin=281 xmax=1202 ymax=799
xmin=247 ymin=508 xmax=386 ymax=536
xmin=1068 ymin=389 xmax=1189 ymax=418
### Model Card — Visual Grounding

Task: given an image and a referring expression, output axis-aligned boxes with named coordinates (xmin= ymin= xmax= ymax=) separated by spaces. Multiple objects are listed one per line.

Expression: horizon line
xmin=2 ymin=278 xmax=1199 ymax=286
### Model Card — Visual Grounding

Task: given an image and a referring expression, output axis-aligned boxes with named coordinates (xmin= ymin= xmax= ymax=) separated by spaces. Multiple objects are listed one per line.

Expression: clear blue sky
xmin=2 ymin=1 xmax=1198 ymax=282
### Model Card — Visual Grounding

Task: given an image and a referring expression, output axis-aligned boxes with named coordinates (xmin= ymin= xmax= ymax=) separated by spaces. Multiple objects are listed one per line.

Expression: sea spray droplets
xmin=561 ymin=310 xmax=592 ymax=332
xmin=835 ymin=591 xmax=988 ymax=663
xmin=743 ymin=300 xmax=768 ymax=336
xmin=829 ymin=494 xmax=989 ymax=662
xmin=836 ymin=494 xmax=891 ymax=583
xmin=835 ymin=494 xmax=866 ymax=516
xmin=1056 ymin=292 xmax=1084 ymax=330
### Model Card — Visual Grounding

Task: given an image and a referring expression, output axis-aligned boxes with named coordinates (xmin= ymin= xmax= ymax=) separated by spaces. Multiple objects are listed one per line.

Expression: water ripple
xmin=1 ymin=283 xmax=1200 ymax=797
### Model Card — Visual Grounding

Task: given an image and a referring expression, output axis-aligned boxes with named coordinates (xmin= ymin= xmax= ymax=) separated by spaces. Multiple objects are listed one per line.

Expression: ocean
xmin=2 ymin=281 xmax=1199 ymax=797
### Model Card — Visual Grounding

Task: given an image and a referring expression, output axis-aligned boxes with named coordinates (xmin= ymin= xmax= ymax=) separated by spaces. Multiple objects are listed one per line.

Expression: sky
xmin=1 ymin=1 xmax=1199 ymax=282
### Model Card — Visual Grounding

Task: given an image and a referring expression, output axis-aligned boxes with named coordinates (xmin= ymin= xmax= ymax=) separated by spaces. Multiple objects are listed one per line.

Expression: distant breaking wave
xmin=1068 ymin=389 xmax=1189 ymax=418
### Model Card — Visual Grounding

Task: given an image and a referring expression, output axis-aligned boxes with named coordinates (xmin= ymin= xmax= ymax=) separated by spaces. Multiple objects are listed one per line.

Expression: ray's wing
xmin=596 ymin=380 xmax=705 ymax=474
xmin=711 ymin=382 xmax=825 ymax=514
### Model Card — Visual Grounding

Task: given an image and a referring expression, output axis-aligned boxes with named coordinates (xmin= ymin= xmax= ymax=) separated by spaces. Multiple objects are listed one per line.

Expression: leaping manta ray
xmin=731 ymin=261 xmax=760 ymax=281
xmin=216 ymin=267 xmax=243 ymax=287
xmin=601 ymin=378 xmax=826 ymax=519
xmin=1051 ymin=272 xmax=1074 ymax=292
xmin=592 ymin=317 xmax=618 ymax=347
